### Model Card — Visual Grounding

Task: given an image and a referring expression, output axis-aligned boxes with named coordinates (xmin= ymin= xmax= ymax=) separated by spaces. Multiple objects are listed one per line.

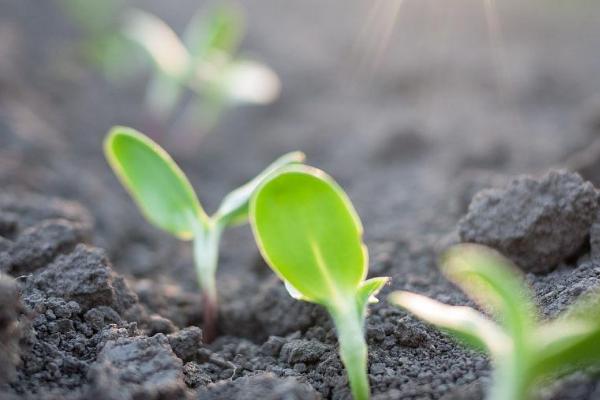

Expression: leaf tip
xmin=440 ymin=243 xmax=506 ymax=278
xmin=291 ymin=151 xmax=306 ymax=163
xmin=388 ymin=291 xmax=411 ymax=308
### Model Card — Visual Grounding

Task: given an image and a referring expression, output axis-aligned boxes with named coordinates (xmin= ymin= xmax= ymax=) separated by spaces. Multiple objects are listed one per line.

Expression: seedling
xmin=390 ymin=244 xmax=600 ymax=400
xmin=60 ymin=0 xmax=141 ymax=79
xmin=104 ymin=126 xmax=303 ymax=341
xmin=250 ymin=165 xmax=389 ymax=400
xmin=123 ymin=4 xmax=280 ymax=132
xmin=62 ymin=2 xmax=279 ymax=133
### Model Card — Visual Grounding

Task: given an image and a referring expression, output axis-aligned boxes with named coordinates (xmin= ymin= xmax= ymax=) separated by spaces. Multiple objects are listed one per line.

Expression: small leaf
xmin=104 ymin=126 xmax=207 ymax=239
xmin=123 ymin=9 xmax=190 ymax=79
xmin=221 ymin=60 xmax=281 ymax=105
xmin=356 ymin=277 xmax=389 ymax=315
xmin=215 ymin=152 xmax=305 ymax=226
xmin=532 ymin=290 xmax=600 ymax=376
xmin=184 ymin=4 xmax=244 ymax=63
xmin=441 ymin=244 xmax=536 ymax=342
xmin=250 ymin=165 xmax=367 ymax=306
xmin=390 ymin=291 xmax=509 ymax=355
xmin=533 ymin=320 xmax=600 ymax=377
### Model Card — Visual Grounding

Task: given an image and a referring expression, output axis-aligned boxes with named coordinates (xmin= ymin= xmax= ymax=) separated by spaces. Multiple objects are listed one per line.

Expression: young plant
xmin=390 ymin=244 xmax=600 ymax=400
xmin=60 ymin=0 xmax=142 ymax=80
xmin=123 ymin=4 xmax=280 ymax=132
xmin=104 ymin=126 xmax=303 ymax=341
xmin=250 ymin=165 xmax=389 ymax=400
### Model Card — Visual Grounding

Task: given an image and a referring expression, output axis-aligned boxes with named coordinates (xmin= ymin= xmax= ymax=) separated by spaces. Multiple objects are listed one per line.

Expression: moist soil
xmin=2 ymin=0 xmax=600 ymax=399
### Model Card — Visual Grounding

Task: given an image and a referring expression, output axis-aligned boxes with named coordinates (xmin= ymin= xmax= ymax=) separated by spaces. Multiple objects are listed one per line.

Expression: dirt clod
xmin=168 ymin=326 xmax=203 ymax=362
xmin=196 ymin=373 xmax=320 ymax=400
xmin=589 ymin=213 xmax=600 ymax=261
xmin=0 ymin=274 xmax=21 ymax=385
xmin=24 ymin=245 xmax=137 ymax=313
xmin=459 ymin=170 xmax=599 ymax=273
xmin=1 ymin=219 xmax=88 ymax=274
xmin=280 ymin=339 xmax=330 ymax=364
xmin=88 ymin=334 xmax=187 ymax=400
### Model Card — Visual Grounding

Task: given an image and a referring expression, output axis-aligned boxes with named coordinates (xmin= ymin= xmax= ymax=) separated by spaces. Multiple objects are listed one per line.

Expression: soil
xmin=1 ymin=0 xmax=600 ymax=399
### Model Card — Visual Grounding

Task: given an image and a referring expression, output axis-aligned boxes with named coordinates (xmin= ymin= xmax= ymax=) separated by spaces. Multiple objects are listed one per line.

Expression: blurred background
xmin=1 ymin=0 xmax=600 ymax=291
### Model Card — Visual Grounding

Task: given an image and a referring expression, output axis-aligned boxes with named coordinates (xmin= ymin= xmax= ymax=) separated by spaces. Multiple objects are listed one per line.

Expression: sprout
xmin=390 ymin=244 xmax=600 ymax=400
xmin=59 ymin=0 xmax=141 ymax=79
xmin=250 ymin=165 xmax=389 ymax=400
xmin=104 ymin=126 xmax=303 ymax=341
xmin=63 ymin=2 xmax=280 ymax=130
xmin=123 ymin=4 xmax=280 ymax=130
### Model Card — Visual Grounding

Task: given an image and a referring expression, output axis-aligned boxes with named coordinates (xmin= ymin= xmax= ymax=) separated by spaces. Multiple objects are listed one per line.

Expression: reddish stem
xmin=202 ymin=290 xmax=218 ymax=343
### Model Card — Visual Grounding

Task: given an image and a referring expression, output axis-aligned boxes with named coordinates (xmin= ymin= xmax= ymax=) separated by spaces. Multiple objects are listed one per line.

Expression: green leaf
xmin=356 ymin=277 xmax=389 ymax=315
xmin=104 ymin=126 xmax=207 ymax=239
xmin=389 ymin=291 xmax=509 ymax=355
xmin=214 ymin=151 xmax=305 ymax=226
xmin=532 ymin=290 xmax=600 ymax=376
xmin=184 ymin=4 xmax=244 ymax=64
xmin=220 ymin=60 xmax=281 ymax=105
xmin=441 ymin=244 xmax=536 ymax=342
xmin=250 ymin=165 xmax=367 ymax=306
xmin=533 ymin=319 xmax=600 ymax=377
xmin=123 ymin=9 xmax=190 ymax=80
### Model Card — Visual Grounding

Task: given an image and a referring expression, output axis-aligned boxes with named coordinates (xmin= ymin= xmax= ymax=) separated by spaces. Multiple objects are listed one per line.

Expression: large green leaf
xmin=104 ymin=126 xmax=207 ymax=239
xmin=214 ymin=151 xmax=305 ymax=226
xmin=250 ymin=166 xmax=367 ymax=307
xmin=441 ymin=244 xmax=536 ymax=342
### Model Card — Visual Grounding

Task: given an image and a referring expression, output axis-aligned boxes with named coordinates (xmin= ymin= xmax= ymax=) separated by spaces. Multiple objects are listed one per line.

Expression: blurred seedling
xmin=60 ymin=0 xmax=142 ymax=80
xmin=123 ymin=4 xmax=280 ymax=134
xmin=390 ymin=244 xmax=600 ymax=400
xmin=250 ymin=165 xmax=389 ymax=400
xmin=104 ymin=126 xmax=303 ymax=341
xmin=61 ymin=2 xmax=279 ymax=135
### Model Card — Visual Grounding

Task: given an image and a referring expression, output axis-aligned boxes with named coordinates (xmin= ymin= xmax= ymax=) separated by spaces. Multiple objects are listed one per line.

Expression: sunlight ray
xmin=351 ymin=0 xmax=405 ymax=77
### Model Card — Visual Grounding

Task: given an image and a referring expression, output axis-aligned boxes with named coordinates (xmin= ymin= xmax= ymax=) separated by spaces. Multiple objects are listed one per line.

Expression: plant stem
xmin=488 ymin=351 xmax=530 ymax=400
xmin=329 ymin=305 xmax=370 ymax=400
xmin=193 ymin=222 xmax=223 ymax=343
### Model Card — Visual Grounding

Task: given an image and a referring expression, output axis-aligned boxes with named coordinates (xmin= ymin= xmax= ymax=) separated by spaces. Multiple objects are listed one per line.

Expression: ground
xmin=1 ymin=0 xmax=600 ymax=399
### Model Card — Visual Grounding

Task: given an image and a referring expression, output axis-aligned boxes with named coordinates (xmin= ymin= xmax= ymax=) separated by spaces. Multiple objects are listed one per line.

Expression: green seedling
xmin=104 ymin=126 xmax=303 ymax=341
xmin=390 ymin=244 xmax=600 ymax=400
xmin=250 ymin=166 xmax=389 ymax=400
xmin=123 ymin=4 xmax=280 ymax=131
xmin=62 ymin=1 xmax=278 ymax=132
xmin=60 ymin=0 xmax=142 ymax=80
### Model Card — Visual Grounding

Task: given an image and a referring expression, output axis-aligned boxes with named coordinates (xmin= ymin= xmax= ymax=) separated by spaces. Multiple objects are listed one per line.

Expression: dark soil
xmin=2 ymin=0 xmax=600 ymax=399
